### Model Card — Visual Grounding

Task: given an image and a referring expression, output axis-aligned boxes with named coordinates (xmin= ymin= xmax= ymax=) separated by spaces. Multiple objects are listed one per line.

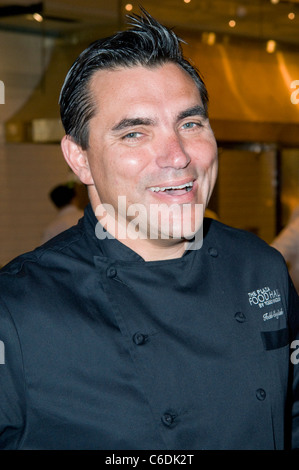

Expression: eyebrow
xmin=177 ymin=105 xmax=207 ymax=121
xmin=111 ymin=117 xmax=156 ymax=132
xmin=111 ymin=105 xmax=207 ymax=133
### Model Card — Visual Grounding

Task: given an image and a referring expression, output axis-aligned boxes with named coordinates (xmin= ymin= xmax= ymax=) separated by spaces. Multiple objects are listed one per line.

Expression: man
xmin=0 ymin=10 xmax=299 ymax=450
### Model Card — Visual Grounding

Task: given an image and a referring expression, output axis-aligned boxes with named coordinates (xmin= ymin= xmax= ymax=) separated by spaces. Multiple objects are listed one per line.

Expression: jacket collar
xmin=83 ymin=203 xmax=213 ymax=264
xmin=83 ymin=203 xmax=145 ymax=262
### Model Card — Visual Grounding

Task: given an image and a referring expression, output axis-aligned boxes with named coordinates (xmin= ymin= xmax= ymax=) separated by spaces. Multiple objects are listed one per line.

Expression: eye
xmin=122 ymin=131 xmax=143 ymax=140
xmin=181 ymin=121 xmax=202 ymax=130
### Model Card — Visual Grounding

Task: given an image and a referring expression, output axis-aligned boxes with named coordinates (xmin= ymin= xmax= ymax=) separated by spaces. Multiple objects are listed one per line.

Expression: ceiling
xmin=0 ymin=0 xmax=299 ymax=48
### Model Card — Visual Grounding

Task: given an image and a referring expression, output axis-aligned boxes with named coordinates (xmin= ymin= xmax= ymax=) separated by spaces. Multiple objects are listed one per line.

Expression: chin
xmin=160 ymin=219 xmax=201 ymax=241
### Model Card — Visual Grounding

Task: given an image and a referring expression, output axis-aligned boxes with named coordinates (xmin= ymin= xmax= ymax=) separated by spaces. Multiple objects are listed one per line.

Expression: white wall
xmin=0 ymin=143 xmax=71 ymax=266
xmin=0 ymin=30 xmax=71 ymax=266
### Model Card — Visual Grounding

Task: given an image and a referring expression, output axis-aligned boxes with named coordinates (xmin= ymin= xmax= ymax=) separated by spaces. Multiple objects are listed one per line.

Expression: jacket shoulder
xmin=0 ymin=222 xmax=85 ymax=278
xmin=205 ymin=218 xmax=286 ymax=265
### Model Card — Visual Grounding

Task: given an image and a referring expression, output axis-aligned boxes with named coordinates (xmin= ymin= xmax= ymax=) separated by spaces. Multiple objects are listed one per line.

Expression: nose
xmin=156 ymin=133 xmax=191 ymax=169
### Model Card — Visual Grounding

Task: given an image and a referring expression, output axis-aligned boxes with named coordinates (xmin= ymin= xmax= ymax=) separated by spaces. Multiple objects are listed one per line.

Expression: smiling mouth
xmin=148 ymin=181 xmax=194 ymax=193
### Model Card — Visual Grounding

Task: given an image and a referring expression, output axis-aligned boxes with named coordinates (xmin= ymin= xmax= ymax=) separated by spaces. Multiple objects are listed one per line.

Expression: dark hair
xmin=59 ymin=8 xmax=209 ymax=150
xmin=50 ymin=184 xmax=75 ymax=209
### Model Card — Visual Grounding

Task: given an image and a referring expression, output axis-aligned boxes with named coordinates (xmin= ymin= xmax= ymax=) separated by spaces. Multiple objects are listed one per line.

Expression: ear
xmin=61 ymin=135 xmax=94 ymax=185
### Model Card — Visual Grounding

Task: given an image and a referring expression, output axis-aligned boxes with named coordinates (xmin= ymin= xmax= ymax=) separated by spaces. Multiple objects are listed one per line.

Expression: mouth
xmin=148 ymin=181 xmax=194 ymax=195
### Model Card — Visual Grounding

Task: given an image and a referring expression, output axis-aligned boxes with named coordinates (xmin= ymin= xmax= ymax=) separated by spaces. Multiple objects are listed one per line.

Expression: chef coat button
xmin=106 ymin=267 xmax=117 ymax=278
xmin=161 ymin=413 xmax=175 ymax=427
xmin=208 ymin=247 xmax=218 ymax=257
xmin=256 ymin=388 xmax=266 ymax=401
xmin=133 ymin=332 xmax=147 ymax=345
xmin=234 ymin=311 xmax=246 ymax=323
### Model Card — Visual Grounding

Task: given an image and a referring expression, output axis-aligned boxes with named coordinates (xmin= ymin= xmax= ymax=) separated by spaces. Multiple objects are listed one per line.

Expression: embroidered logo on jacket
xmin=247 ymin=286 xmax=281 ymax=309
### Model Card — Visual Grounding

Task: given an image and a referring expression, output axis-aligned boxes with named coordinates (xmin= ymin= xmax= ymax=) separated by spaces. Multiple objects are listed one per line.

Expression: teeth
xmin=149 ymin=181 xmax=193 ymax=192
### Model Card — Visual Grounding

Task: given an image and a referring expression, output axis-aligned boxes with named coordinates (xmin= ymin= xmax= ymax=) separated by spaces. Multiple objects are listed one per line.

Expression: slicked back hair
xmin=59 ymin=9 xmax=209 ymax=150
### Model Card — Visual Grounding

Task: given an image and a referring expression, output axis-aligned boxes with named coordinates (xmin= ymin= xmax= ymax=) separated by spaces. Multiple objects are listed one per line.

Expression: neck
xmin=115 ymin=236 xmax=187 ymax=261
xmin=89 ymin=190 xmax=187 ymax=261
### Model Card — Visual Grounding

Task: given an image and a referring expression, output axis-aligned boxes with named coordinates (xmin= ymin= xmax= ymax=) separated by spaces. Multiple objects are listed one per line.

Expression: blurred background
xmin=0 ymin=0 xmax=299 ymax=265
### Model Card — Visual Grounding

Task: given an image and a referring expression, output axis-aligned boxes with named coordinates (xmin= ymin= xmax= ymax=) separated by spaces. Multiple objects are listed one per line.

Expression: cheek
xmin=194 ymin=143 xmax=218 ymax=171
xmin=112 ymin=149 xmax=151 ymax=184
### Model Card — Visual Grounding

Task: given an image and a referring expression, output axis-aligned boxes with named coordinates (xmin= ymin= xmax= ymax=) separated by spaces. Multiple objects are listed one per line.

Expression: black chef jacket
xmin=0 ymin=203 xmax=299 ymax=450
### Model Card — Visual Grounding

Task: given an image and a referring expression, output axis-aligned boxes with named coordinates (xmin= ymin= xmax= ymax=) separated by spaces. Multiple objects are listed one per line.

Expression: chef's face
xmin=63 ymin=62 xmax=218 ymax=252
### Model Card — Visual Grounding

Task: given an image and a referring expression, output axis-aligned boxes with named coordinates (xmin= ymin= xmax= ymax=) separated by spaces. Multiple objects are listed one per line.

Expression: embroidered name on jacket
xmin=248 ymin=286 xmax=281 ymax=308
xmin=262 ymin=309 xmax=284 ymax=322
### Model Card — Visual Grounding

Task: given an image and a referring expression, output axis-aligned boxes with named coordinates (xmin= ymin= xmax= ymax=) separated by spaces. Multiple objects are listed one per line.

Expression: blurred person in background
xmin=41 ymin=183 xmax=84 ymax=243
xmin=272 ymin=205 xmax=299 ymax=294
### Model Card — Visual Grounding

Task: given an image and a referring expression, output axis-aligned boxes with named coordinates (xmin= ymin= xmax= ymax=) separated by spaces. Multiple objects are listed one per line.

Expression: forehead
xmin=89 ymin=63 xmax=202 ymax=112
